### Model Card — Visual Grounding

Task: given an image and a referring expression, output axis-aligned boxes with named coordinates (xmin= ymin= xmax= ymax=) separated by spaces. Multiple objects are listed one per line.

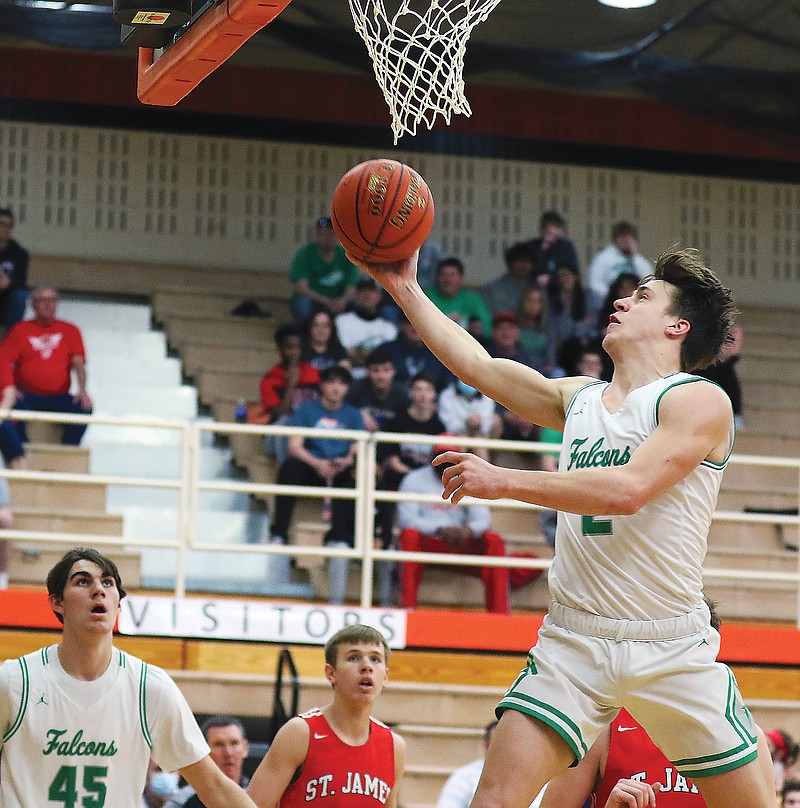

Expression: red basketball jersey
xmin=280 ymin=709 xmax=396 ymax=807
xmin=593 ymin=709 xmax=705 ymax=807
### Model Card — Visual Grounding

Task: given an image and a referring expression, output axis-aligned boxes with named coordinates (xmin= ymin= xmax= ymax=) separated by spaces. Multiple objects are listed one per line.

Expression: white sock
xmin=0 ymin=572 xmax=8 ymax=590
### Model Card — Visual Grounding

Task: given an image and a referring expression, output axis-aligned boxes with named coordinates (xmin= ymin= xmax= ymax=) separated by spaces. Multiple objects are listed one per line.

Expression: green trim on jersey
xmin=138 ymin=660 xmax=152 ymax=749
xmin=3 ymin=657 xmax=30 ymax=743
xmin=118 ymin=649 xmax=126 ymax=668
xmin=654 ymin=375 xmax=734 ymax=468
xmin=564 ymin=380 xmax=605 ymax=421
xmin=41 ymin=646 xmax=50 ymax=665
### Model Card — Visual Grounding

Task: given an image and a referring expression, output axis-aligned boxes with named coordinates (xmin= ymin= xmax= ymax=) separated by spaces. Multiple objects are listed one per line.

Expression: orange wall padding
xmin=3 ymin=46 xmax=800 ymax=162
xmin=2 ymin=589 xmax=799 ymax=664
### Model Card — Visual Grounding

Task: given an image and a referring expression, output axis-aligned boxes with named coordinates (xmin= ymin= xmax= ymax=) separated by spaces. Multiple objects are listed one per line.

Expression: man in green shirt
xmin=290 ymin=217 xmax=360 ymax=323
xmin=424 ymin=257 xmax=492 ymax=339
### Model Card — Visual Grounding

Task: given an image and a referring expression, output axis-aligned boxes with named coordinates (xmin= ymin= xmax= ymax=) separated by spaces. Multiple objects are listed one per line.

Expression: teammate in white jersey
xmin=0 ymin=547 xmax=260 ymax=808
xmin=349 ymin=247 xmax=773 ymax=808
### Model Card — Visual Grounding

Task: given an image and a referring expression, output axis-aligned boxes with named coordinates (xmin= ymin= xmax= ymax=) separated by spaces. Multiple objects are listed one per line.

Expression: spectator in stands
xmin=699 ymin=323 xmax=744 ymax=430
xmin=516 ymin=286 xmax=549 ymax=375
xmin=425 ymin=257 xmax=492 ymax=339
xmin=335 ymin=278 xmax=398 ymax=379
xmin=267 ymin=366 xmax=364 ymax=603
xmin=587 ymin=221 xmax=652 ymax=299
xmin=484 ymin=311 xmax=538 ymax=369
xmin=438 ymin=377 xmax=501 ymax=460
xmin=0 ymin=284 xmax=93 ymax=448
xmin=300 ymin=306 xmax=349 ymax=373
xmin=143 ymin=759 xmax=180 ymax=808
xmin=346 ymin=346 xmax=408 ymax=432
xmin=481 ymin=242 xmax=537 ymax=316
xmin=289 ymin=217 xmax=359 ymax=324
xmin=484 ymin=311 xmax=540 ymax=441
xmin=595 ymin=271 xmax=640 ymax=340
xmin=545 ymin=263 xmax=600 ymax=374
xmin=416 ymin=237 xmax=446 ymax=291
xmin=383 ymin=311 xmax=451 ymax=391
xmin=784 ymin=780 xmax=800 ymax=808
xmin=260 ymin=323 xmax=319 ymax=424
xmin=525 ymin=211 xmax=580 ymax=287
xmin=164 ymin=716 xmax=250 ymax=808
xmin=375 ymin=372 xmax=446 ymax=604
xmin=397 ymin=440 xmax=509 ymax=613
xmin=436 ymin=721 xmax=499 ymax=808
xmin=768 ymin=730 xmax=800 ymax=797
xmin=0 ymin=208 xmax=28 ymax=334
xmin=259 ymin=323 xmax=319 ymax=465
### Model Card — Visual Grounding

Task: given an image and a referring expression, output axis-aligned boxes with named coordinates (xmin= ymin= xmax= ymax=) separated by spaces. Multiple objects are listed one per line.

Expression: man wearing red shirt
xmin=0 ymin=285 xmax=93 ymax=448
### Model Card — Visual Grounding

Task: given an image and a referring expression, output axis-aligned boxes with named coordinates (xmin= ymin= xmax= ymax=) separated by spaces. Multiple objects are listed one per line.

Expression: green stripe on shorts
xmin=497 ymin=690 xmax=588 ymax=761
xmin=672 ymin=667 xmax=757 ymax=777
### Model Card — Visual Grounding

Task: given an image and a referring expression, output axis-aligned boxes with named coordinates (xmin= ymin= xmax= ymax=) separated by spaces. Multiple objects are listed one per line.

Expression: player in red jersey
xmin=247 ymin=624 xmax=405 ymax=808
xmin=539 ymin=708 xmax=775 ymax=808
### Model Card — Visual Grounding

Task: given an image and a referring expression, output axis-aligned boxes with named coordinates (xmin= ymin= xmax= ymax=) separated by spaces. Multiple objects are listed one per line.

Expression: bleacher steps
xmin=25 ymin=444 xmax=91 ymax=474
xmin=8 ymin=544 xmax=141 ymax=586
xmin=10 ymin=478 xmax=108 ymax=510
xmin=13 ymin=507 xmax=124 ymax=536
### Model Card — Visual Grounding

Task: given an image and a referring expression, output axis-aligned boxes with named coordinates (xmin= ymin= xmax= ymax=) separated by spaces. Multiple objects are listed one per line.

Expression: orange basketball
xmin=331 ymin=158 xmax=434 ymax=264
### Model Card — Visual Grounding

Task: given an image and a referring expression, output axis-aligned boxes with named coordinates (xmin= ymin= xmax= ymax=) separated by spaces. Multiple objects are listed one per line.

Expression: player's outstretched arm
xmin=603 ymin=779 xmax=660 ymax=807
xmin=436 ymin=379 xmax=731 ymax=511
xmin=348 ymin=251 xmax=571 ymax=432
xmin=180 ymin=755 xmax=259 ymax=808
xmin=247 ymin=717 xmax=310 ymax=808
xmin=387 ymin=731 xmax=407 ymax=808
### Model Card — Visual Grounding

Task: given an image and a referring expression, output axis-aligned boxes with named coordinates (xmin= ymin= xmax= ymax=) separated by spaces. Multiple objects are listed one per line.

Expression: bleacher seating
xmin=24 ymin=255 xmax=800 ymax=615
xmin=12 ymin=254 xmax=797 ymax=805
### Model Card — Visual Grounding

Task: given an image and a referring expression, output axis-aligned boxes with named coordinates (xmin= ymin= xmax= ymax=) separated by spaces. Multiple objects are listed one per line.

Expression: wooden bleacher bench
xmin=152 ymin=287 xmax=291 ymax=322
xmin=8 ymin=544 xmax=141 ymax=587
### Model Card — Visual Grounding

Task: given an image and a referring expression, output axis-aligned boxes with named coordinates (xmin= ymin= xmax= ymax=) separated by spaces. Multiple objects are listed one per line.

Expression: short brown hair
xmin=47 ymin=548 xmax=126 ymax=623
xmin=651 ymin=248 xmax=737 ymax=372
xmin=324 ymin=624 xmax=390 ymax=666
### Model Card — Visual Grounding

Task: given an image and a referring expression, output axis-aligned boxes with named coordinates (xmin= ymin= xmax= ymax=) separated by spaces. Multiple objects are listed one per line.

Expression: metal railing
xmin=1 ymin=410 xmax=799 ymax=624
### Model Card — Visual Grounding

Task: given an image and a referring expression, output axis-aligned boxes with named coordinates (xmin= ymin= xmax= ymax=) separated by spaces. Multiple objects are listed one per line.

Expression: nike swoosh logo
xmin=618 ymin=726 xmax=638 ymax=732
xmin=314 ymin=733 xmax=328 ymax=739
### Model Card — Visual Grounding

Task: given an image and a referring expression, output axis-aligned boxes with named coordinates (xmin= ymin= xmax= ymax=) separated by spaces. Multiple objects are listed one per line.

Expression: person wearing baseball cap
xmin=289 ymin=215 xmax=360 ymax=324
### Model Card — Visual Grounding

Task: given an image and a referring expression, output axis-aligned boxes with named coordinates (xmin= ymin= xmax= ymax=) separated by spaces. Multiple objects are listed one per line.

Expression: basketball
xmin=331 ymin=158 xmax=435 ymax=264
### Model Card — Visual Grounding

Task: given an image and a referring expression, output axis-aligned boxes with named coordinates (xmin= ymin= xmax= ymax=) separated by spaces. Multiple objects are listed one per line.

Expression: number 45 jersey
xmin=549 ymin=374 xmax=732 ymax=622
xmin=0 ymin=645 xmax=209 ymax=808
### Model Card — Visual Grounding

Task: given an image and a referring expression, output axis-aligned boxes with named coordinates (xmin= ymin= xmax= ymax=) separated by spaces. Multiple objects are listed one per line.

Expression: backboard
xmin=136 ymin=0 xmax=293 ymax=106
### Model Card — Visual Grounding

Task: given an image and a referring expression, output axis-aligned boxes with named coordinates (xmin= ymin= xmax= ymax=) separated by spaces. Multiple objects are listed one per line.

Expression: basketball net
xmin=348 ymin=0 xmax=503 ymax=142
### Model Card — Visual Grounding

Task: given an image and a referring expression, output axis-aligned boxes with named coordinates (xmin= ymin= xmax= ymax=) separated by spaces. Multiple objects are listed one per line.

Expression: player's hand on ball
xmin=434 ymin=452 xmax=505 ymax=504
xmin=605 ymin=779 xmax=660 ymax=808
xmin=345 ymin=250 xmax=420 ymax=294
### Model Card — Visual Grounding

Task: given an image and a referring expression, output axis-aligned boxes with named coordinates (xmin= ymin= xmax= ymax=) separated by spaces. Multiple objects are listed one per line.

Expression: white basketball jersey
xmin=548 ymin=373 xmax=732 ymax=621
xmin=0 ymin=645 xmax=208 ymax=808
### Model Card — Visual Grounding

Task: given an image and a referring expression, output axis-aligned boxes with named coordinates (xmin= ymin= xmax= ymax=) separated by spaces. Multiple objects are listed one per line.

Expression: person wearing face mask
xmin=143 ymin=760 xmax=180 ymax=807
xmin=396 ymin=440 xmax=510 ymax=613
xmin=438 ymin=376 xmax=501 ymax=461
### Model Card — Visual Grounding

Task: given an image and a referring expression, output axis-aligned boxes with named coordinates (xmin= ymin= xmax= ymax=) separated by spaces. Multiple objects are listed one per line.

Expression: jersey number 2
xmin=581 ymin=515 xmax=612 ymax=536
xmin=48 ymin=765 xmax=108 ymax=807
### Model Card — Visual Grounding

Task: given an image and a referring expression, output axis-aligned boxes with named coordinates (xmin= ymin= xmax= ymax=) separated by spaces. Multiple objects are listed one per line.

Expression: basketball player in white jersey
xmin=350 ymin=247 xmax=773 ymax=808
xmin=0 ymin=547 xmax=259 ymax=808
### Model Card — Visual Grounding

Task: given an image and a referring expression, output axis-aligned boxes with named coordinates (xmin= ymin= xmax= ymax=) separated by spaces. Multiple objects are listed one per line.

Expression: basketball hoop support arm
xmin=137 ymin=0 xmax=292 ymax=106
